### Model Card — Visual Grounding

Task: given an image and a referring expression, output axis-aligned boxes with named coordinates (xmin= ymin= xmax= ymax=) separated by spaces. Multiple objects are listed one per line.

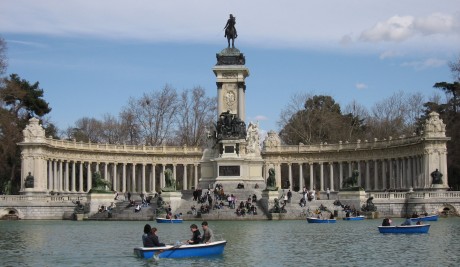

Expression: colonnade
xmin=264 ymin=154 xmax=432 ymax=192
xmin=44 ymin=159 xmax=200 ymax=194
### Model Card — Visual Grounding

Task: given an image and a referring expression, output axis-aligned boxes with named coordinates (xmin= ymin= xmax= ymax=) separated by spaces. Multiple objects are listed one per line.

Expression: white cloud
xmin=359 ymin=13 xmax=459 ymax=43
xmin=380 ymin=50 xmax=404 ymax=59
xmin=355 ymin=83 xmax=368 ymax=90
xmin=360 ymin=15 xmax=415 ymax=42
xmin=401 ymin=58 xmax=447 ymax=70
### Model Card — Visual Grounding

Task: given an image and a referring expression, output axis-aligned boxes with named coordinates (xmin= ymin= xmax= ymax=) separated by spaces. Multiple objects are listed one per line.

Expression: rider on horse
xmin=224 ymin=14 xmax=237 ymax=47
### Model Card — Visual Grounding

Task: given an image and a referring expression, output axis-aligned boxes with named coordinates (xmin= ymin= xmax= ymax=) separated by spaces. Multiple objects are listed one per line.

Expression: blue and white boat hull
xmin=378 ymin=224 xmax=430 ymax=234
xmin=134 ymin=240 xmax=227 ymax=259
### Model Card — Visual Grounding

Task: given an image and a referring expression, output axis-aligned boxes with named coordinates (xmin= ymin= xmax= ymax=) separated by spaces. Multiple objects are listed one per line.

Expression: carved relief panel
xmin=223 ymin=83 xmax=238 ymax=114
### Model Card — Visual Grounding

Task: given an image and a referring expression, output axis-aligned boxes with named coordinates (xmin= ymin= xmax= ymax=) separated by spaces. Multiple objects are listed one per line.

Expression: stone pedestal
xmin=337 ymin=190 xmax=367 ymax=211
xmin=430 ymin=184 xmax=448 ymax=191
xmin=363 ymin=211 xmax=380 ymax=219
xmin=261 ymin=190 xmax=280 ymax=213
xmin=161 ymin=191 xmax=183 ymax=212
xmin=87 ymin=193 xmax=115 ymax=216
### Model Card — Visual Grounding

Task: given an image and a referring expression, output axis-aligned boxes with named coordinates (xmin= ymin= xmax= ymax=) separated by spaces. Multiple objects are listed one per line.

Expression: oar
xmin=153 ymin=242 xmax=183 ymax=260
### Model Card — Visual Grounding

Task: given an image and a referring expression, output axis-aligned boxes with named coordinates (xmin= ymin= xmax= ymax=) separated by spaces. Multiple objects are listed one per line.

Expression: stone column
xmin=348 ymin=161 xmax=352 ymax=177
xmin=161 ymin=164 xmax=166 ymax=189
xmin=365 ymin=160 xmax=370 ymax=191
xmin=122 ymin=163 xmax=127 ymax=193
xmin=48 ymin=160 xmax=52 ymax=191
xmin=104 ymin=162 xmax=108 ymax=182
xmin=288 ymin=163 xmax=292 ymax=190
xmin=71 ymin=161 xmax=76 ymax=192
xmin=64 ymin=161 xmax=69 ymax=192
xmin=339 ymin=161 xmax=343 ymax=190
xmin=173 ymin=164 xmax=177 ymax=188
xmin=53 ymin=160 xmax=58 ymax=191
xmin=58 ymin=161 xmax=63 ymax=192
xmin=151 ymin=164 xmax=156 ymax=193
xmin=397 ymin=158 xmax=401 ymax=190
xmin=381 ymin=159 xmax=386 ymax=190
xmin=79 ymin=162 xmax=83 ymax=193
xmin=141 ymin=163 xmax=146 ymax=194
xmin=309 ymin=163 xmax=314 ymax=190
xmin=132 ymin=163 xmax=136 ymax=193
xmin=401 ymin=158 xmax=406 ymax=189
xmin=194 ymin=164 xmax=198 ymax=189
xmin=389 ymin=159 xmax=394 ymax=190
xmin=183 ymin=164 xmax=188 ymax=190
xmin=329 ymin=162 xmax=334 ymax=191
xmin=299 ymin=163 xmax=303 ymax=190
xmin=374 ymin=160 xmax=378 ymax=190
xmin=87 ymin=162 xmax=92 ymax=192
xmin=275 ymin=163 xmax=281 ymax=189
xmin=407 ymin=157 xmax=412 ymax=188
xmin=319 ymin=162 xmax=324 ymax=191
xmin=113 ymin=163 xmax=118 ymax=192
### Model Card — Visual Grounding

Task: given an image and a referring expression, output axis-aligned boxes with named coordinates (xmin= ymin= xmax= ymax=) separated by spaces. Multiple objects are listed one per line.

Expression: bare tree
xmin=124 ymin=85 xmax=179 ymax=146
xmin=68 ymin=117 xmax=103 ymax=143
xmin=175 ymin=86 xmax=216 ymax=146
xmin=0 ymin=37 xmax=7 ymax=76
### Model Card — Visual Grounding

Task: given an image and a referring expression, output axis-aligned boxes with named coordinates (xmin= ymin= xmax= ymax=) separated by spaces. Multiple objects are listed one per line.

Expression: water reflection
xmin=0 ymin=218 xmax=459 ymax=266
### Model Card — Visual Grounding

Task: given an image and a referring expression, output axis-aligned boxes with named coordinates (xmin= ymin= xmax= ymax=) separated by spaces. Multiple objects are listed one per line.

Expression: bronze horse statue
xmin=224 ymin=14 xmax=238 ymax=48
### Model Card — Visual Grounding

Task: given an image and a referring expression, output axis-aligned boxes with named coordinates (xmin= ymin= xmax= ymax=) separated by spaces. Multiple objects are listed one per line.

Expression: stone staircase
xmin=87 ymin=200 xmax=155 ymax=221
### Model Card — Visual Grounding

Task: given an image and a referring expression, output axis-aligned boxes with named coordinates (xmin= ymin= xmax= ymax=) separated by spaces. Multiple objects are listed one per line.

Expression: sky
xmin=1 ymin=0 xmax=459 ymax=135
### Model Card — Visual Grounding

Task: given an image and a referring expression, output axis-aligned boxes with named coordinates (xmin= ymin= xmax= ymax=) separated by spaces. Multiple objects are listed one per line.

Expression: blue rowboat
xmin=134 ymin=240 xmax=227 ymax=259
xmin=410 ymin=214 xmax=438 ymax=222
xmin=343 ymin=215 xmax=365 ymax=221
xmin=378 ymin=224 xmax=430 ymax=234
xmin=155 ymin=217 xmax=183 ymax=223
xmin=307 ymin=217 xmax=336 ymax=223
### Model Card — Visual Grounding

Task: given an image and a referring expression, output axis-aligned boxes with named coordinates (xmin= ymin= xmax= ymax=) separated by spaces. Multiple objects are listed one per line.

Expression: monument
xmin=200 ymin=15 xmax=265 ymax=189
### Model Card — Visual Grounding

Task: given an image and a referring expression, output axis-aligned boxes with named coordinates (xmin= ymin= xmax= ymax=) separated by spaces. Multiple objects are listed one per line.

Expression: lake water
xmin=1 ymin=217 xmax=459 ymax=267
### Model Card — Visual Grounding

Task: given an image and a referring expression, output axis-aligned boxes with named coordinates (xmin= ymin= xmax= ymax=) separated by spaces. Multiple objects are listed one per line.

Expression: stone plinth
xmin=431 ymin=184 xmax=448 ymax=191
xmin=261 ymin=190 xmax=280 ymax=213
xmin=161 ymin=191 xmax=183 ymax=212
xmin=87 ymin=193 xmax=115 ymax=216
xmin=363 ymin=211 xmax=380 ymax=219
xmin=337 ymin=190 xmax=367 ymax=210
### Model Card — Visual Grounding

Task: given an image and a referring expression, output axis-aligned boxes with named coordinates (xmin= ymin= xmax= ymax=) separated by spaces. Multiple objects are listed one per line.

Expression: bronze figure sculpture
xmin=224 ymin=14 xmax=237 ymax=48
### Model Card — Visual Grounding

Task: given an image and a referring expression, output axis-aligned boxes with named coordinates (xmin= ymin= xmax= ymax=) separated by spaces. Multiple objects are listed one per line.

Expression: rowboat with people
xmin=378 ymin=224 xmax=430 ymax=234
xmin=307 ymin=217 xmax=336 ymax=223
xmin=409 ymin=214 xmax=438 ymax=222
xmin=155 ymin=217 xmax=183 ymax=223
xmin=134 ymin=240 xmax=227 ymax=259
xmin=343 ymin=215 xmax=365 ymax=221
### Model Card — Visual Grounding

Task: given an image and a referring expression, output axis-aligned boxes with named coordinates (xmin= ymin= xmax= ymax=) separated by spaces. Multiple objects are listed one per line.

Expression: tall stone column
xmin=71 ymin=161 xmax=76 ymax=192
xmin=151 ymin=164 xmax=156 ymax=193
xmin=113 ymin=163 xmax=118 ymax=192
xmin=339 ymin=161 xmax=343 ymax=190
xmin=382 ymin=159 xmax=386 ymax=190
xmin=299 ymin=163 xmax=303 ymax=190
xmin=389 ymin=159 xmax=394 ymax=189
xmin=122 ymin=163 xmax=127 ymax=193
xmin=194 ymin=164 xmax=198 ymax=190
xmin=365 ymin=160 xmax=370 ymax=191
xmin=319 ymin=162 xmax=324 ymax=191
xmin=288 ymin=163 xmax=292 ymax=190
xmin=183 ymin=164 xmax=188 ymax=190
xmin=374 ymin=160 xmax=378 ymax=190
xmin=87 ymin=162 xmax=92 ymax=192
xmin=79 ymin=162 xmax=83 ymax=193
xmin=309 ymin=163 xmax=314 ymax=190
xmin=132 ymin=163 xmax=136 ymax=193
xmin=141 ymin=163 xmax=146 ymax=194
xmin=48 ymin=160 xmax=53 ymax=191
xmin=275 ymin=163 xmax=281 ymax=189
xmin=64 ymin=161 xmax=69 ymax=192
xmin=53 ymin=160 xmax=58 ymax=191
xmin=329 ymin=162 xmax=334 ymax=191
xmin=161 ymin=164 xmax=166 ymax=189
